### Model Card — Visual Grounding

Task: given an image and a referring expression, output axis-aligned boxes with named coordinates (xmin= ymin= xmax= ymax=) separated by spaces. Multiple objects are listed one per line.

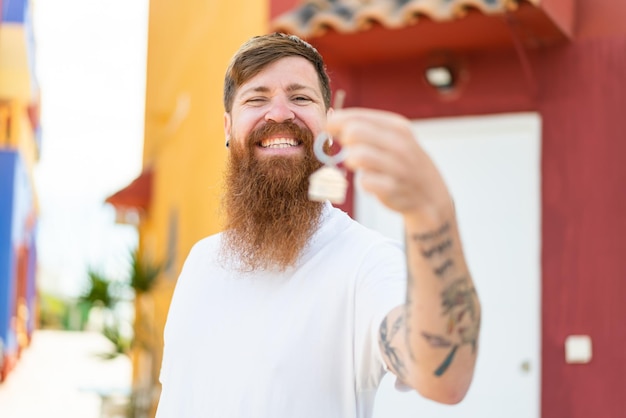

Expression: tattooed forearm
xmin=379 ymin=315 xmax=408 ymax=380
xmin=408 ymin=221 xmax=481 ymax=377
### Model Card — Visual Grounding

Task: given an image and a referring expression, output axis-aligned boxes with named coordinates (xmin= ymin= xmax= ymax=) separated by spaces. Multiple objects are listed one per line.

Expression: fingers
xmin=358 ymin=171 xmax=397 ymax=207
xmin=328 ymin=108 xmax=423 ymax=175
xmin=345 ymin=144 xmax=405 ymax=175
xmin=327 ymin=108 xmax=414 ymax=151
xmin=325 ymin=107 xmax=451 ymax=216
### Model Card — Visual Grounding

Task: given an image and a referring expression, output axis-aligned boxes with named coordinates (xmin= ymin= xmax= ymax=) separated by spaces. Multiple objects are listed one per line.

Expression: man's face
xmin=224 ymin=56 xmax=329 ymax=159
xmin=219 ymin=56 xmax=328 ymax=272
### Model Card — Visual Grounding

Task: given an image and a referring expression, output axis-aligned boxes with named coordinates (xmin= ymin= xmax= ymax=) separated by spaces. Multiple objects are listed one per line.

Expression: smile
xmin=260 ymin=138 xmax=300 ymax=148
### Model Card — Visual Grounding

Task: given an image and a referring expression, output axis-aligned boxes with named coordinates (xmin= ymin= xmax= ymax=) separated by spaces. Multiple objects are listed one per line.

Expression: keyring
xmin=313 ymin=132 xmax=347 ymax=166
xmin=308 ymin=89 xmax=349 ymax=204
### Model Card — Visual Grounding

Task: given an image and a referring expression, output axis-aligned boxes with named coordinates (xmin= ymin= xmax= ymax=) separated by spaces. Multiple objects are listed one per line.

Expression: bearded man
xmin=156 ymin=33 xmax=481 ymax=418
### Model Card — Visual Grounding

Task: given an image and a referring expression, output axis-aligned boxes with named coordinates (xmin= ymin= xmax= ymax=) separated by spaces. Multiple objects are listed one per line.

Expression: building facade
xmin=108 ymin=0 xmax=626 ymax=416
xmin=0 ymin=0 xmax=40 ymax=382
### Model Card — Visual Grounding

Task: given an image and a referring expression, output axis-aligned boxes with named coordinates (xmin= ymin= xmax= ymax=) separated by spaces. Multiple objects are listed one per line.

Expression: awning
xmin=105 ymin=168 xmax=153 ymax=213
xmin=271 ymin=0 xmax=574 ymax=65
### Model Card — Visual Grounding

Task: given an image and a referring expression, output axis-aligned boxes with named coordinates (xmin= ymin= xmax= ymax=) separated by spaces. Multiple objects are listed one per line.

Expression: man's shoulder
xmin=193 ymin=231 xmax=222 ymax=247
xmin=325 ymin=205 xmax=403 ymax=250
xmin=185 ymin=232 xmax=223 ymax=260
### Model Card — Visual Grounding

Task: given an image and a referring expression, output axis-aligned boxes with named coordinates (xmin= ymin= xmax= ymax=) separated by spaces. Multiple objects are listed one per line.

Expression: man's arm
xmin=380 ymin=211 xmax=480 ymax=404
xmin=327 ymin=107 xmax=481 ymax=404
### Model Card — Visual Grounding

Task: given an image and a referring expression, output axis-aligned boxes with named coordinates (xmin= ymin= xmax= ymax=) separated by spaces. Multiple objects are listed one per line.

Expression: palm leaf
xmin=128 ymin=250 xmax=162 ymax=294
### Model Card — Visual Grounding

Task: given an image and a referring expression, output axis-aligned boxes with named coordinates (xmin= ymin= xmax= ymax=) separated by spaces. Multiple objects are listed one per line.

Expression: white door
xmin=356 ymin=113 xmax=542 ymax=418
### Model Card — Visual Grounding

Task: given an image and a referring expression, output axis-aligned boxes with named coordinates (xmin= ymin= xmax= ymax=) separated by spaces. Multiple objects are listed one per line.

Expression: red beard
xmin=220 ymin=121 xmax=323 ymax=272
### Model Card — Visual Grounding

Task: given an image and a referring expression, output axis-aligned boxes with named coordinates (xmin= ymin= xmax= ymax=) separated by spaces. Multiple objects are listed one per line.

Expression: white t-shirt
xmin=156 ymin=203 xmax=407 ymax=418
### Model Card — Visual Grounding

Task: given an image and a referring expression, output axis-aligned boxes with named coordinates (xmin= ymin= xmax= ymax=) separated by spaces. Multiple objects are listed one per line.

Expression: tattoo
xmin=434 ymin=259 xmax=454 ymax=278
xmin=422 ymin=278 xmax=480 ymax=377
xmin=379 ymin=314 xmax=407 ymax=380
xmin=434 ymin=345 xmax=459 ymax=377
xmin=411 ymin=222 xmax=455 ymax=281
xmin=421 ymin=239 xmax=453 ymax=259
xmin=411 ymin=222 xmax=450 ymax=241
xmin=421 ymin=332 xmax=452 ymax=347
xmin=441 ymin=279 xmax=472 ymax=312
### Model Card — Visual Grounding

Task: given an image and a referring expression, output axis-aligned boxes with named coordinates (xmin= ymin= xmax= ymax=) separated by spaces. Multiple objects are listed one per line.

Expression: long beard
xmin=220 ymin=121 xmax=324 ymax=272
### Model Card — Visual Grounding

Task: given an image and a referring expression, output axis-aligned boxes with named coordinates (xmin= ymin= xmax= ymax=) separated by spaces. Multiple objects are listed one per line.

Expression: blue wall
xmin=2 ymin=0 xmax=27 ymax=24
xmin=0 ymin=151 xmax=17 ymax=351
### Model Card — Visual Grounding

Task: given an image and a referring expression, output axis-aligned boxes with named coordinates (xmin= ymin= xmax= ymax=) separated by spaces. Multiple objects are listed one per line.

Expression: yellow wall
xmin=135 ymin=0 xmax=268 ymax=413
xmin=0 ymin=23 xmax=39 ymax=169
xmin=0 ymin=24 xmax=34 ymax=102
xmin=0 ymin=100 xmax=39 ymax=173
xmin=0 ymin=21 xmax=40 ymax=207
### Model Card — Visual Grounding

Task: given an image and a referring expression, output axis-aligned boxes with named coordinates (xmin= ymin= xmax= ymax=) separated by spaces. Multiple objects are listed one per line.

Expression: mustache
xmin=246 ymin=121 xmax=315 ymax=149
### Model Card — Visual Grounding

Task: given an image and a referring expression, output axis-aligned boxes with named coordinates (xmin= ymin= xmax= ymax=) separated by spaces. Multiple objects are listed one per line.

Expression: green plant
xmin=98 ymin=322 xmax=132 ymax=360
xmin=38 ymin=292 xmax=69 ymax=330
xmin=128 ymin=250 xmax=162 ymax=294
xmin=80 ymin=248 xmax=162 ymax=363
xmin=80 ymin=269 xmax=115 ymax=309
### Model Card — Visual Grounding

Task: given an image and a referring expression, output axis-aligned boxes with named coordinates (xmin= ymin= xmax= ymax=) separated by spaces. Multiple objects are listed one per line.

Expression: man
xmin=156 ymin=33 xmax=481 ymax=418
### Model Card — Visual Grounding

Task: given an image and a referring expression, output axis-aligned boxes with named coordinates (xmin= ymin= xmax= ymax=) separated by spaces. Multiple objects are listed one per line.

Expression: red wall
xmin=269 ymin=0 xmax=626 ymax=416
xmin=340 ymin=33 xmax=626 ymax=418
xmin=538 ymin=36 xmax=626 ymax=418
xmin=351 ymin=39 xmax=626 ymax=418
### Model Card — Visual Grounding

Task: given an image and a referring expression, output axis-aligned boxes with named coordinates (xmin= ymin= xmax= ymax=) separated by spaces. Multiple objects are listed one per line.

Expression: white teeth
xmin=261 ymin=138 xmax=298 ymax=148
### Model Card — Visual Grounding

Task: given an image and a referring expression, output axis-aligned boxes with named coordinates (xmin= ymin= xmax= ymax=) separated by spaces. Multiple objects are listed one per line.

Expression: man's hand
xmin=326 ymin=108 xmax=454 ymax=224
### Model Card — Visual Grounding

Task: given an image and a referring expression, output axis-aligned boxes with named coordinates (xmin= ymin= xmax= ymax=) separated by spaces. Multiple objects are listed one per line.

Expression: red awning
xmin=105 ymin=168 xmax=153 ymax=212
xmin=271 ymin=0 xmax=574 ymax=65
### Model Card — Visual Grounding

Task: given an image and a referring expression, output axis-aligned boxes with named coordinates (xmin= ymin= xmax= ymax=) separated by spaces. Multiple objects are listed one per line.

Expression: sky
xmin=32 ymin=0 xmax=149 ymax=298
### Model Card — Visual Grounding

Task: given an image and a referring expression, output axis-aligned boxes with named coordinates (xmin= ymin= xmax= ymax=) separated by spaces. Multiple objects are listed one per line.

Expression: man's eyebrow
xmin=239 ymin=86 xmax=270 ymax=96
xmin=285 ymin=83 xmax=314 ymax=93
xmin=239 ymin=83 xmax=319 ymax=97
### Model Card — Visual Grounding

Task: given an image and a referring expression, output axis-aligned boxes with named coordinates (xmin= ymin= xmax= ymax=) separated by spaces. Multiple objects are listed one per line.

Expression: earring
xmin=225 ymin=136 xmax=230 ymax=148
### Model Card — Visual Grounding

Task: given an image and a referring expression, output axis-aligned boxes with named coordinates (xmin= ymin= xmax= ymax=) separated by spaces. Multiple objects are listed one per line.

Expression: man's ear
xmin=224 ymin=112 xmax=232 ymax=148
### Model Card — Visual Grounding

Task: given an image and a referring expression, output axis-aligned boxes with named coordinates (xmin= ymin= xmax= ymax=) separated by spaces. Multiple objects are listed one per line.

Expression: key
xmin=308 ymin=165 xmax=348 ymax=204
xmin=308 ymin=90 xmax=348 ymax=204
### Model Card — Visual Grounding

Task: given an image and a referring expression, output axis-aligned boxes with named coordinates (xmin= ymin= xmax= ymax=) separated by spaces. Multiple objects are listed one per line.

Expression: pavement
xmin=0 ymin=330 xmax=132 ymax=418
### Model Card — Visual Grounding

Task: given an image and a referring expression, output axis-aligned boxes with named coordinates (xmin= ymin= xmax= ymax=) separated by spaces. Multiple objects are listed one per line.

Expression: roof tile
xmin=272 ymin=0 xmax=539 ymax=38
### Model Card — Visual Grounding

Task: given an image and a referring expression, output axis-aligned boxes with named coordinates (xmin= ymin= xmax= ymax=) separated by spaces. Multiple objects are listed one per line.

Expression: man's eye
xmin=246 ymin=97 xmax=266 ymax=104
xmin=293 ymin=96 xmax=312 ymax=103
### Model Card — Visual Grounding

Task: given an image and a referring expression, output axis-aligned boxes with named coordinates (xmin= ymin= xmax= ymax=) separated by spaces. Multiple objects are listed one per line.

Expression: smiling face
xmin=224 ymin=56 xmax=329 ymax=161
xmin=219 ymin=55 xmax=328 ymax=272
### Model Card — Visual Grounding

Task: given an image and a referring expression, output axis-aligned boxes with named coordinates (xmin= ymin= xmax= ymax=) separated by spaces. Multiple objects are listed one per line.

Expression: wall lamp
xmin=422 ymin=52 xmax=467 ymax=100
xmin=424 ymin=65 xmax=455 ymax=91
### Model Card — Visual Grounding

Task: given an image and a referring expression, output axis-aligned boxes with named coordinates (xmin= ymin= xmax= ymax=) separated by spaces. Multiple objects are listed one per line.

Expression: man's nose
xmin=265 ymin=97 xmax=295 ymax=123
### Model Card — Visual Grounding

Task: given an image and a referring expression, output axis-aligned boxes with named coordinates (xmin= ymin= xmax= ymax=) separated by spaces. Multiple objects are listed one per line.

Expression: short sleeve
xmin=353 ymin=238 xmax=407 ymax=392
